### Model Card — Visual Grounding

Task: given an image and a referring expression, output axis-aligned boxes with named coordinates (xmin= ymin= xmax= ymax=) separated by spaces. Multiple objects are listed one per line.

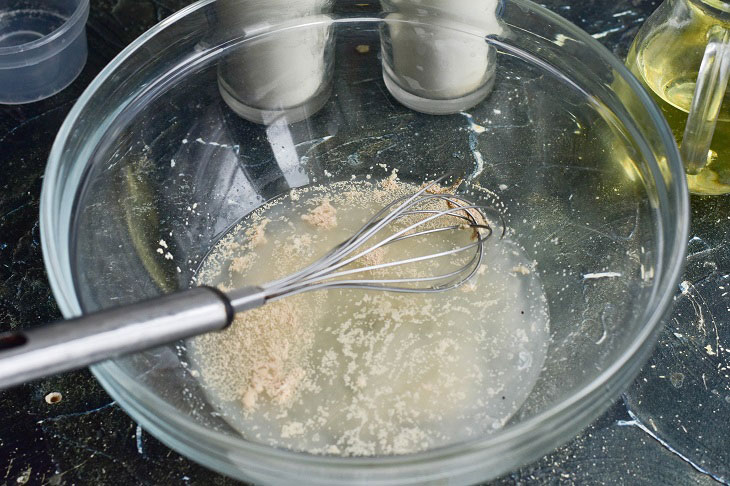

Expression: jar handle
xmin=681 ymin=27 xmax=730 ymax=174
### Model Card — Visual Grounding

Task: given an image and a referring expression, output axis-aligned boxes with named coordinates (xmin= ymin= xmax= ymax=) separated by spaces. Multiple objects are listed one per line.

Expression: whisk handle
xmin=0 ymin=286 xmax=246 ymax=390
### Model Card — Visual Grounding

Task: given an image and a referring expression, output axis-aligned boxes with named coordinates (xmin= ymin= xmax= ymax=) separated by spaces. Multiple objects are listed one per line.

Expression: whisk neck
xmin=227 ymin=286 xmax=267 ymax=313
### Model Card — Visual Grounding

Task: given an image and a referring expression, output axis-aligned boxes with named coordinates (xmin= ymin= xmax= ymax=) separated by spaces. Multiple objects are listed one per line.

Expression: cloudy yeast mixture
xmin=187 ymin=174 xmax=550 ymax=456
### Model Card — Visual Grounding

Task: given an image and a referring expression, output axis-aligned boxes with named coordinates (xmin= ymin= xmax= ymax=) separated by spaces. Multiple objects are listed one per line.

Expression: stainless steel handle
xmin=0 ymin=286 xmax=262 ymax=390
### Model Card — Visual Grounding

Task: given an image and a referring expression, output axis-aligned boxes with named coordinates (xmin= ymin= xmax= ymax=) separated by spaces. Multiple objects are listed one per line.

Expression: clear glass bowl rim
xmin=39 ymin=0 xmax=689 ymax=477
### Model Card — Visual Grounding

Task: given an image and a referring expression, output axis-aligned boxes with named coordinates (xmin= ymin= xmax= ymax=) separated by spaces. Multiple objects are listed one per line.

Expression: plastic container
xmin=0 ymin=0 xmax=89 ymax=104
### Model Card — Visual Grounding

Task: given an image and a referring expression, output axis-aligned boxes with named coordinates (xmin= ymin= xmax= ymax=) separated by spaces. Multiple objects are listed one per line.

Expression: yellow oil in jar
xmin=626 ymin=3 xmax=730 ymax=195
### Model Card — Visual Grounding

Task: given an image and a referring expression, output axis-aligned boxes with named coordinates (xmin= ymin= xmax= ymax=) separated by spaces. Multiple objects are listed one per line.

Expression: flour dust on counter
xmin=187 ymin=176 xmax=549 ymax=456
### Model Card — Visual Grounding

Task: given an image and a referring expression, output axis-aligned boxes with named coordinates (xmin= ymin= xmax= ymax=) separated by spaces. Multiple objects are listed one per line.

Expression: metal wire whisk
xmin=236 ymin=175 xmax=497 ymax=307
xmin=0 ymin=175 xmax=501 ymax=389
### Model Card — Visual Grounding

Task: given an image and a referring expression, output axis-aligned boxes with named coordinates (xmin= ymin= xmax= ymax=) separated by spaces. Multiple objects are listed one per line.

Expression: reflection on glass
xmin=215 ymin=0 xmax=334 ymax=125
xmin=380 ymin=0 xmax=503 ymax=115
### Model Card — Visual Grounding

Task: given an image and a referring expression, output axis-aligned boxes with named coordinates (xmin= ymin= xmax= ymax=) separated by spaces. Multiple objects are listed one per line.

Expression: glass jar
xmin=627 ymin=0 xmax=730 ymax=195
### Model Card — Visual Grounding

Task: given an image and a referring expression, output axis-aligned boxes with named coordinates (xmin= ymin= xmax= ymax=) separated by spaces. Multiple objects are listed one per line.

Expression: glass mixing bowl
xmin=40 ymin=0 xmax=688 ymax=484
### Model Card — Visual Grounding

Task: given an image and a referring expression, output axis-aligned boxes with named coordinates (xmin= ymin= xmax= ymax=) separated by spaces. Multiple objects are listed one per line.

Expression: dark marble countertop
xmin=1 ymin=0 xmax=728 ymax=484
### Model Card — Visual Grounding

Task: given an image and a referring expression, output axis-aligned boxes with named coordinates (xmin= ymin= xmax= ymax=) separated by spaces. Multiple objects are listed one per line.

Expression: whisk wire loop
xmin=260 ymin=176 xmax=499 ymax=301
